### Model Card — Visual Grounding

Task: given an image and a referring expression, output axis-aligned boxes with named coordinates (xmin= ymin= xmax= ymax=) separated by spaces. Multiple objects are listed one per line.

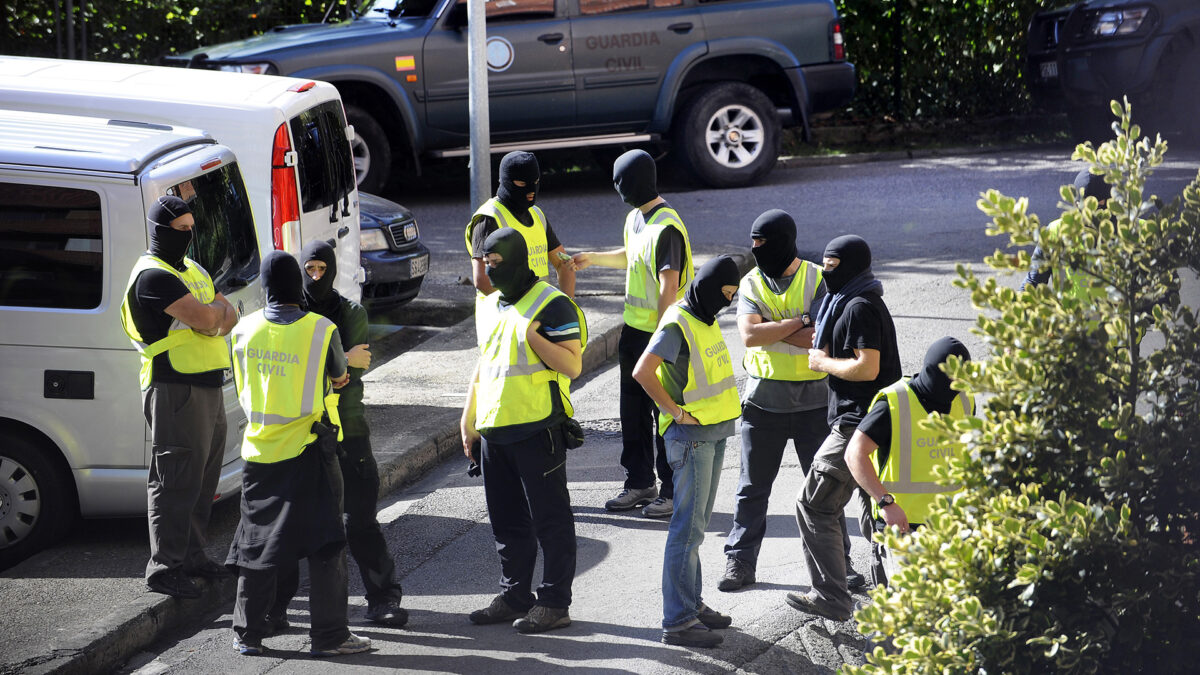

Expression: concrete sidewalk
xmin=0 ymin=252 xmax=752 ymax=675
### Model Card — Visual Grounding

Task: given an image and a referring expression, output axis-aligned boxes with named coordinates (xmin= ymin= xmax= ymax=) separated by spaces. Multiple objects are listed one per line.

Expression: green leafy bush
xmin=848 ymin=100 xmax=1200 ymax=673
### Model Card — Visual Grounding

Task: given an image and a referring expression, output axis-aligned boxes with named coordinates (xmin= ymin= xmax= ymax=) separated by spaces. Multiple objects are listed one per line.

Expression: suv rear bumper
xmin=362 ymin=242 xmax=429 ymax=312
xmin=801 ymin=62 xmax=856 ymax=114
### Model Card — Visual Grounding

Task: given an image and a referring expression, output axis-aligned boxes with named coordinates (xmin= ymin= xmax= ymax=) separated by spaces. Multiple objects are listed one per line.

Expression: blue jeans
xmin=662 ymin=437 xmax=726 ymax=629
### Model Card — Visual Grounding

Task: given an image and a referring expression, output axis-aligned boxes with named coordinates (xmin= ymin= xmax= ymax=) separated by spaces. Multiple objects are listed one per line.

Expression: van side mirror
xmin=445 ymin=3 xmax=468 ymax=29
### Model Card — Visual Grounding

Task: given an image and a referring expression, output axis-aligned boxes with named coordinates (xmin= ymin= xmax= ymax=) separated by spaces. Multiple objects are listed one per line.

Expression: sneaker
xmin=146 ymin=569 xmax=202 ymax=600
xmin=184 ymin=558 xmax=232 ymax=579
xmin=717 ymin=557 xmax=756 ymax=592
xmin=784 ymin=591 xmax=852 ymax=622
xmin=662 ymin=623 xmax=723 ymax=648
xmin=605 ymin=486 xmax=658 ymax=511
xmin=513 ymin=605 xmax=571 ymax=634
xmin=310 ymin=632 xmax=371 ymax=658
xmin=233 ymin=636 xmax=263 ymax=656
xmin=469 ymin=594 xmax=528 ymax=625
xmin=367 ymin=600 xmax=410 ymax=627
xmin=697 ymin=604 xmax=732 ymax=630
xmin=641 ymin=496 xmax=674 ymax=518
xmin=262 ymin=613 xmax=290 ymax=637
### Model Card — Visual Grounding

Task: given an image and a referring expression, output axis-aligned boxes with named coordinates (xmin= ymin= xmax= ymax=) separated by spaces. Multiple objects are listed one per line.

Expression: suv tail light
xmin=271 ymin=123 xmax=301 ymax=251
xmin=832 ymin=22 xmax=845 ymax=61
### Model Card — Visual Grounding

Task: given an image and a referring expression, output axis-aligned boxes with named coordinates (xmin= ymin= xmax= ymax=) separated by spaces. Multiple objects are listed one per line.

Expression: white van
xmin=0 ymin=110 xmax=257 ymax=568
xmin=0 ymin=55 xmax=363 ymax=302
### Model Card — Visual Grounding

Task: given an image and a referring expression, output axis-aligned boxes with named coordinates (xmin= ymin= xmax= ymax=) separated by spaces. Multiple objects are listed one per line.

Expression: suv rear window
xmin=168 ymin=162 xmax=260 ymax=296
xmin=290 ymin=100 xmax=356 ymax=214
xmin=0 ymin=182 xmax=103 ymax=310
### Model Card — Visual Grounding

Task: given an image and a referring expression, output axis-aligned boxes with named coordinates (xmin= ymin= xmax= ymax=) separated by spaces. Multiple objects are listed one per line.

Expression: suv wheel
xmin=674 ymin=82 xmax=780 ymax=188
xmin=0 ymin=433 xmax=75 ymax=570
xmin=346 ymin=105 xmax=392 ymax=194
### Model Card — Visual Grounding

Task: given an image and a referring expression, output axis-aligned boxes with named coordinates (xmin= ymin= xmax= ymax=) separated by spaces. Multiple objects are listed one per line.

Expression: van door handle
xmin=338 ymin=225 xmax=350 ymax=238
xmin=667 ymin=22 xmax=693 ymax=33
xmin=538 ymin=32 xmax=564 ymax=44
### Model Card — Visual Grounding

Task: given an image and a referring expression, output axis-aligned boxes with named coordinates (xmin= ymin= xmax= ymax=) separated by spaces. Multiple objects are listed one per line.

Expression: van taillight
xmin=271 ymin=123 xmax=300 ymax=251
xmin=832 ymin=22 xmax=845 ymax=61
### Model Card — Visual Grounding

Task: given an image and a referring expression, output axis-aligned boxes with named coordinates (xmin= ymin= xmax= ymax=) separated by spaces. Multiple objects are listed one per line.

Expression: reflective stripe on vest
xmin=465 ymin=198 xmax=551 ymax=278
xmin=120 ymin=254 xmax=231 ymax=390
xmin=870 ymin=380 xmax=973 ymax=523
xmin=231 ymin=311 xmax=338 ymax=463
xmin=475 ymin=281 xmax=589 ymax=431
xmin=740 ymin=264 xmax=826 ymax=382
xmin=622 ymin=207 xmax=693 ymax=332
xmin=656 ymin=305 xmax=740 ymax=433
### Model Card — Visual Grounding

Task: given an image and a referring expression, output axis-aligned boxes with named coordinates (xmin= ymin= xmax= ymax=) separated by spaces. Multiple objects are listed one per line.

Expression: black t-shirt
xmin=857 ymin=398 xmax=893 ymax=467
xmin=482 ymin=294 xmax=582 ymax=444
xmin=127 ymin=266 xmax=224 ymax=388
xmin=825 ymin=294 xmax=901 ymax=429
xmin=468 ymin=213 xmax=563 ymax=260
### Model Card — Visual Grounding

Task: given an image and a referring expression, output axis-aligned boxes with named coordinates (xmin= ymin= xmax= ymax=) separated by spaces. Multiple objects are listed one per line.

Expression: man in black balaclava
xmin=461 ymin=226 xmax=586 ymax=634
xmin=263 ymin=241 xmax=408 ymax=629
xmin=846 ymin=336 xmax=975 ymax=586
xmin=120 ymin=194 xmax=238 ymax=600
xmin=631 ymin=255 xmax=740 ymax=648
xmin=466 ymin=151 xmax=575 ymax=299
xmin=226 ymin=251 xmax=371 ymax=657
xmin=788 ymin=234 xmax=901 ymax=622
xmin=719 ymin=210 xmax=864 ymax=592
xmin=1023 ymin=168 xmax=1110 ymax=290
xmin=572 ymin=149 xmax=695 ymax=518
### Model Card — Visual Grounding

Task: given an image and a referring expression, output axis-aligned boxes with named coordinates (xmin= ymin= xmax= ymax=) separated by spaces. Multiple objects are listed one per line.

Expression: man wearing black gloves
xmin=573 ymin=150 xmax=693 ymax=518
xmin=120 ymin=195 xmax=238 ymax=599
xmin=262 ymin=240 xmax=407 ymax=630
xmin=466 ymin=151 xmax=575 ymax=298
xmin=789 ymin=235 xmax=901 ymax=621
xmin=460 ymin=229 xmax=587 ymax=634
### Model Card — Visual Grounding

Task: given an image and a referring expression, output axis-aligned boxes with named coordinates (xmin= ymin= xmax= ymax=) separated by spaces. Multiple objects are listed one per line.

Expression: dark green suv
xmin=169 ymin=0 xmax=854 ymax=191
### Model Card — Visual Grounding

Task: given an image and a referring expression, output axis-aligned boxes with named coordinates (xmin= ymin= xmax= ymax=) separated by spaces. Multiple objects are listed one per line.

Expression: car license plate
xmin=1040 ymin=61 xmax=1058 ymax=79
xmin=410 ymin=254 xmax=429 ymax=278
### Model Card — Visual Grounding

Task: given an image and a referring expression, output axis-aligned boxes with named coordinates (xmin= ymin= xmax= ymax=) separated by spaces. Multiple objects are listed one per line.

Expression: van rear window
xmin=168 ymin=162 xmax=260 ymax=296
xmin=290 ymin=101 xmax=357 ymax=212
xmin=0 ymin=182 xmax=103 ymax=310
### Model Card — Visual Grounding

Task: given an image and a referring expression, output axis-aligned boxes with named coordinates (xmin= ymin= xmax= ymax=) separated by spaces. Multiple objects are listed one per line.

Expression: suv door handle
xmin=668 ymin=22 xmax=693 ymax=34
xmin=538 ymin=32 xmax=564 ymax=44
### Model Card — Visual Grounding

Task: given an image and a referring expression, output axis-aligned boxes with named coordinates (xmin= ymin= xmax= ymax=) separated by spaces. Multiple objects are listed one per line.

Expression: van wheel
xmin=0 ymin=433 xmax=75 ymax=571
xmin=673 ymin=82 xmax=780 ymax=188
xmin=1067 ymin=104 xmax=1114 ymax=145
xmin=346 ymin=105 xmax=392 ymax=194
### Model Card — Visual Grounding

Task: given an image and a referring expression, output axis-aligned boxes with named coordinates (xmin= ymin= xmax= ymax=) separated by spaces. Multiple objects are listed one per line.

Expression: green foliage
xmin=847 ymin=100 xmax=1200 ymax=673
xmin=835 ymin=0 xmax=1046 ymax=121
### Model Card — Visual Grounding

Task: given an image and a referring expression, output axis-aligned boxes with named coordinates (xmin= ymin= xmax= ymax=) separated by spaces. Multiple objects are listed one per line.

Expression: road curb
xmin=777 ymin=141 xmax=1068 ymax=170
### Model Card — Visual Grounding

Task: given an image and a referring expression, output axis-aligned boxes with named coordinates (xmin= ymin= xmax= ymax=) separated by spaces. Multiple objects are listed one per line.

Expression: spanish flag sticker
xmin=395 ymin=55 xmax=416 ymax=72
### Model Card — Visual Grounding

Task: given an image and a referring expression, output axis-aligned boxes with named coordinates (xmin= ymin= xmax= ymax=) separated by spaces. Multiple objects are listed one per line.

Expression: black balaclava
xmin=750 ymin=209 xmax=798 ymax=279
xmin=147 ymin=195 xmax=193 ymax=269
xmin=1074 ymin=169 xmax=1109 ymax=204
xmin=908 ymin=336 xmax=971 ymax=415
xmin=261 ymin=250 xmax=304 ymax=307
xmin=496 ymin=151 xmax=540 ymax=216
xmin=684 ymin=255 xmax=741 ymax=325
xmin=821 ymin=234 xmax=872 ymax=293
xmin=483 ymin=228 xmax=538 ymax=303
xmin=613 ymin=149 xmax=658 ymax=208
xmin=301 ymin=240 xmax=340 ymax=315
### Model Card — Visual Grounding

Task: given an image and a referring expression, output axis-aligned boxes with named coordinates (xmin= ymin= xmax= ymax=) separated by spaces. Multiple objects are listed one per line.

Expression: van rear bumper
xmin=75 ymin=460 xmax=242 ymax=518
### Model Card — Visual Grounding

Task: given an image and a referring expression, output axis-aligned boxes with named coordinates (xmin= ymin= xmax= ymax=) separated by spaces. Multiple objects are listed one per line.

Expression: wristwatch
xmin=877 ymin=493 xmax=896 ymax=509
xmin=800 ymin=313 xmax=813 ymax=328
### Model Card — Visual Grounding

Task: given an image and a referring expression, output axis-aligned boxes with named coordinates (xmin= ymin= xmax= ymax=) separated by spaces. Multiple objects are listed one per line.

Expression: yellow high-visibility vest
xmin=231 ymin=311 xmax=342 ymax=464
xmin=465 ymin=198 xmax=551 ymax=278
xmin=740 ymin=263 xmax=826 ymax=382
xmin=120 ymin=254 xmax=231 ymax=390
xmin=869 ymin=379 xmax=974 ymax=523
xmin=656 ymin=305 xmax=740 ymax=433
xmin=623 ymin=207 xmax=693 ymax=332
xmin=1041 ymin=218 xmax=1108 ymax=305
xmin=475 ymin=281 xmax=588 ymax=431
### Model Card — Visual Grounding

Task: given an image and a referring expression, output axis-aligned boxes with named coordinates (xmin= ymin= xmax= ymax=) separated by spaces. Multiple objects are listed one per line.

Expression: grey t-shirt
xmin=647 ymin=311 xmax=737 ymax=442
xmin=738 ymin=270 xmax=828 ymax=414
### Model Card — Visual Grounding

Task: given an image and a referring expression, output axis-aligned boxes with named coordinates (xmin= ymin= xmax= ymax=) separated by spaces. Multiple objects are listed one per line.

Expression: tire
xmin=0 ymin=432 xmax=76 ymax=571
xmin=673 ymin=82 xmax=780 ymax=188
xmin=1067 ymin=103 xmax=1114 ymax=146
xmin=345 ymin=105 xmax=392 ymax=195
xmin=1168 ymin=48 xmax=1200 ymax=148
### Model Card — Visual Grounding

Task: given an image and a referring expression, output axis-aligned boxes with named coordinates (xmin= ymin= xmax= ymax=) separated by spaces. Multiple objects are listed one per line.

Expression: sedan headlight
xmin=1092 ymin=8 xmax=1149 ymax=36
xmin=360 ymin=229 xmax=389 ymax=251
xmin=218 ymin=63 xmax=275 ymax=75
